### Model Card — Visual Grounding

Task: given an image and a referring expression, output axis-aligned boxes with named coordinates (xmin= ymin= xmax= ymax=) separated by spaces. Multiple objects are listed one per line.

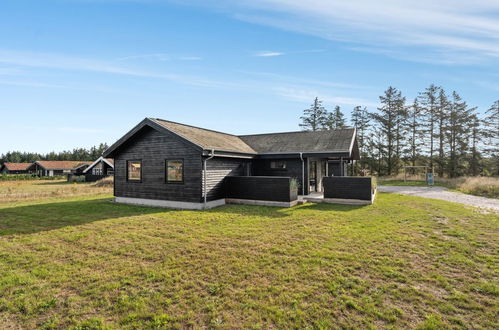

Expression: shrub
xmin=68 ymin=175 xmax=86 ymax=183
xmin=93 ymin=176 xmax=114 ymax=187
xmin=290 ymin=178 xmax=300 ymax=191
xmin=371 ymin=176 xmax=378 ymax=191
xmin=0 ymin=174 xmax=66 ymax=181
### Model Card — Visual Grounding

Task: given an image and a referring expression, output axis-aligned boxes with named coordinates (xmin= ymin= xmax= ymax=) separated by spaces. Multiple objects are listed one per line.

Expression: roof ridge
xmin=153 ymin=118 xmax=240 ymax=138
xmin=239 ymin=127 xmax=354 ymax=137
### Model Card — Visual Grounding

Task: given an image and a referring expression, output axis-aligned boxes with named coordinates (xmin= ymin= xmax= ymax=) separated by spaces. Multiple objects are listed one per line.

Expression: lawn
xmin=0 ymin=181 xmax=497 ymax=329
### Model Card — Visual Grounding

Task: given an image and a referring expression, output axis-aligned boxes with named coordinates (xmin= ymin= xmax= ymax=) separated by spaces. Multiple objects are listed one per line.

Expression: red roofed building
xmin=27 ymin=161 xmax=92 ymax=177
xmin=0 ymin=162 xmax=33 ymax=174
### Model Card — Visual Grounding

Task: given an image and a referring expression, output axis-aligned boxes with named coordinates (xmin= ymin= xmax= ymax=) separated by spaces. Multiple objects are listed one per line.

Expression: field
xmin=0 ymin=180 xmax=497 ymax=329
xmin=379 ymin=176 xmax=499 ymax=199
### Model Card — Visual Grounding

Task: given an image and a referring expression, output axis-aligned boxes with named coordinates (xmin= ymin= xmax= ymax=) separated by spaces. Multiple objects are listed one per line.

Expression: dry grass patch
xmin=380 ymin=175 xmax=499 ymax=198
xmin=0 ymin=180 xmax=112 ymax=203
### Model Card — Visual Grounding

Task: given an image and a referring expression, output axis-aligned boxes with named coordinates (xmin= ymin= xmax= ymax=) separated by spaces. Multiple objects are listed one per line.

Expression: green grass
xmin=0 ymin=182 xmax=498 ymax=328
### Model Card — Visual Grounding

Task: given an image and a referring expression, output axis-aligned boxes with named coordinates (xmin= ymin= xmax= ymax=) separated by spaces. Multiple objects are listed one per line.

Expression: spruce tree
xmin=418 ymin=84 xmax=440 ymax=171
xmin=351 ymin=106 xmax=370 ymax=170
xmin=446 ymin=92 xmax=475 ymax=177
xmin=371 ymin=86 xmax=406 ymax=175
xmin=483 ymin=100 xmax=499 ymax=175
xmin=435 ymin=88 xmax=450 ymax=176
xmin=299 ymin=97 xmax=327 ymax=131
xmin=405 ymin=98 xmax=424 ymax=167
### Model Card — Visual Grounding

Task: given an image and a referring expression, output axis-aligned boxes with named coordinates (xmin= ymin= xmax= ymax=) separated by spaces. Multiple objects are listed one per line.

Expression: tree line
xmin=300 ymin=86 xmax=499 ymax=177
xmin=0 ymin=143 xmax=109 ymax=164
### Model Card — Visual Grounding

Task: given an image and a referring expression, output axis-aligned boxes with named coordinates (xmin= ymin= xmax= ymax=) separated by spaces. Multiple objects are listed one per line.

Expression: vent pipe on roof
xmin=203 ymin=149 xmax=215 ymax=209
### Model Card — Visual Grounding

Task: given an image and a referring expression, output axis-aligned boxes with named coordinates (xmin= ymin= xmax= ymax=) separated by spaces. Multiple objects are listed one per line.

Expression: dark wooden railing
xmin=323 ymin=176 xmax=375 ymax=201
xmin=225 ymin=176 xmax=297 ymax=202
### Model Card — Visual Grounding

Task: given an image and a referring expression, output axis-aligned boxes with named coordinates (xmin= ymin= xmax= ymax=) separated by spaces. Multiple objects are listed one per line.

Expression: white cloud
xmin=272 ymin=86 xmax=378 ymax=107
xmin=178 ymin=56 xmax=203 ymax=60
xmin=117 ymin=53 xmax=203 ymax=61
xmin=116 ymin=53 xmax=171 ymax=61
xmin=0 ymin=49 xmax=228 ymax=88
xmin=254 ymin=51 xmax=285 ymax=57
xmin=193 ymin=0 xmax=499 ymax=64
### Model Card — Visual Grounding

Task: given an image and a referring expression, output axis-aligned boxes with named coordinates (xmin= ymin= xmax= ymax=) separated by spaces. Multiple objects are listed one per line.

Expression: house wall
xmin=328 ymin=161 xmax=348 ymax=177
xmin=203 ymin=157 xmax=248 ymax=201
xmin=114 ymin=126 xmax=203 ymax=203
xmin=252 ymin=158 xmax=308 ymax=195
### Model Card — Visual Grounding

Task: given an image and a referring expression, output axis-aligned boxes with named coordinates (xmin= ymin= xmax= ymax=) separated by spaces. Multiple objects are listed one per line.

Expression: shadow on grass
xmin=211 ymin=200 xmax=369 ymax=217
xmin=211 ymin=204 xmax=291 ymax=218
xmin=295 ymin=202 xmax=369 ymax=212
xmin=0 ymin=198 xmax=164 ymax=236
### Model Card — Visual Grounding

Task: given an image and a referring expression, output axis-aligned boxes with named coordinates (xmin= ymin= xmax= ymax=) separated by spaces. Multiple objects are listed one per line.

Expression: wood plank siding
xmin=203 ymin=157 xmax=248 ymax=201
xmin=114 ymin=126 xmax=203 ymax=203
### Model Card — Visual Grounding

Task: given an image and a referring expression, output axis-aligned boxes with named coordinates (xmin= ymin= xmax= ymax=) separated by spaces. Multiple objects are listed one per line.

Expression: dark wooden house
xmin=103 ymin=118 xmax=359 ymax=209
xmin=0 ymin=162 xmax=32 ymax=174
xmin=83 ymin=156 xmax=114 ymax=181
xmin=27 ymin=161 xmax=92 ymax=177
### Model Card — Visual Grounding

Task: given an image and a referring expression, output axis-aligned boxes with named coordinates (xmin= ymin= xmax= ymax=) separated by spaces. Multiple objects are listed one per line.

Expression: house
xmin=0 ymin=162 xmax=32 ymax=174
xmin=82 ymin=156 xmax=114 ymax=181
xmin=103 ymin=118 xmax=359 ymax=209
xmin=28 ymin=161 xmax=92 ymax=177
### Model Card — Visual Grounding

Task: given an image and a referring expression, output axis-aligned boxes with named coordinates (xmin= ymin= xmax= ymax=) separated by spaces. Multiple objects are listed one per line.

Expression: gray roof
xmin=104 ymin=117 xmax=358 ymax=158
xmin=239 ymin=129 xmax=356 ymax=154
xmin=153 ymin=119 xmax=257 ymax=154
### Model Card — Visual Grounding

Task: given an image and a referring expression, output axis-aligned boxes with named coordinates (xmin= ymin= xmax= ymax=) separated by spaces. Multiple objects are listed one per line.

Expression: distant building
xmin=0 ymin=162 xmax=32 ymax=174
xmin=82 ymin=156 xmax=114 ymax=181
xmin=27 ymin=161 xmax=92 ymax=177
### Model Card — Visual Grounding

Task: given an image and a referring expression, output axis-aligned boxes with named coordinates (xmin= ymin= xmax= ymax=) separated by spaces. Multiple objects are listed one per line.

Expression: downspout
xmin=299 ymin=152 xmax=305 ymax=196
xmin=203 ymin=149 xmax=215 ymax=209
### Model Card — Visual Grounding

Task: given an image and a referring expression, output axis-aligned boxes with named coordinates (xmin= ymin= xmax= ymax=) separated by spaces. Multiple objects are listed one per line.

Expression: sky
xmin=1 ymin=0 xmax=498 ymax=154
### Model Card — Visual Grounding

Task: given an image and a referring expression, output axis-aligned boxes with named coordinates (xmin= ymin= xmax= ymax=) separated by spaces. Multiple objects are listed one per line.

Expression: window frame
xmin=126 ymin=160 xmax=142 ymax=182
xmin=165 ymin=159 xmax=184 ymax=184
xmin=270 ymin=160 xmax=287 ymax=170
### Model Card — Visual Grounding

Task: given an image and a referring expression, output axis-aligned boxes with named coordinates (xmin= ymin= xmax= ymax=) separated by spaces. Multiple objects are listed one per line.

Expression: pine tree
xmin=299 ymin=97 xmax=327 ymax=131
xmin=325 ymin=105 xmax=347 ymax=130
xmin=483 ymin=100 xmax=499 ymax=175
xmin=435 ymin=88 xmax=449 ymax=176
xmin=468 ymin=114 xmax=482 ymax=176
xmin=446 ymin=92 xmax=475 ymax=177
xmin=351 ymin=106 xmax=370 ymax=171
xmin=371 ymin=86 xmax=406 ymax=175
xmin=418 ymin=84 xmax=440 ymax=171
xmin=405 ymin=98 xmax=424 ymax=167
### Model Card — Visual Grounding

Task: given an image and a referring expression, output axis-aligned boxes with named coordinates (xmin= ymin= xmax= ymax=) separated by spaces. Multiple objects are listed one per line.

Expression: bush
xmin=0 ymin=174 xmax=66 ymax=181
xmin=371 ymin=176 xmax=378 ymax=191
xmin=445 ymin=177 xmax=499 ymax=199
xmin=93 ymin=176 xmax=113 ymax=187
xmin=68 ymin=175 xmax=86 ymax=183
xmin=290 ymin=178 xmax=300 ymax=191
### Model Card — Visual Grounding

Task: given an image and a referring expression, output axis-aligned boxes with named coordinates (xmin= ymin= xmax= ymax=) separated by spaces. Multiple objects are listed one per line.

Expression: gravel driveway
xmin=378 ymin=185 xmax=499 ymax=213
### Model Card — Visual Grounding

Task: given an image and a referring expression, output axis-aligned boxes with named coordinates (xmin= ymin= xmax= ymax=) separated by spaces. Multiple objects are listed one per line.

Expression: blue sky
xmin=1 ymin=0 xmax=498 ymax=154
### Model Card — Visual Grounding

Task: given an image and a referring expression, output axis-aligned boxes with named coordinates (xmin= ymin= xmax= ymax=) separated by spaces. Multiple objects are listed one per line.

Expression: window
xmin=166 ymin=160 xmax=183 ymax=183
xmin=127 ymin=160 xmax=141 ymax=181
xmin=270 ymin=160 xmax=286 ymax=169
xmin=92 ymin=167 xmax=103 ymax=175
